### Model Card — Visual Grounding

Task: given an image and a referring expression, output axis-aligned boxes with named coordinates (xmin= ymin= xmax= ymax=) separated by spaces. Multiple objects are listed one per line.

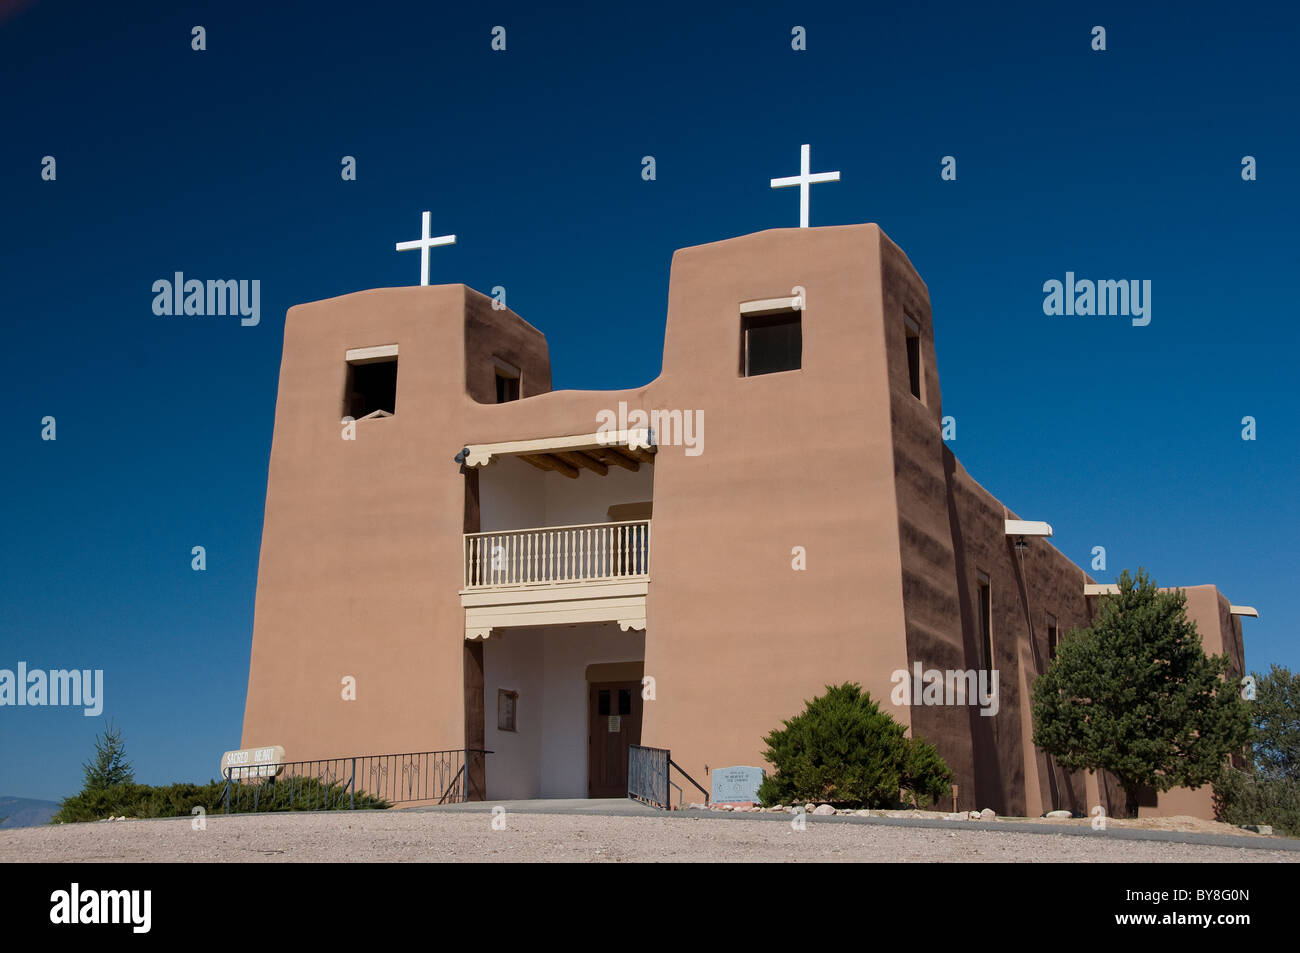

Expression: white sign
xmin=220 ymin=744 xmax=285 ymax=779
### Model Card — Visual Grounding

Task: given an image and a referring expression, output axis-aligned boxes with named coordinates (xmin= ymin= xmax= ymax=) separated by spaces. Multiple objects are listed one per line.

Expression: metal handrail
xmin=221 ymin=748 xmax=493 ymax=813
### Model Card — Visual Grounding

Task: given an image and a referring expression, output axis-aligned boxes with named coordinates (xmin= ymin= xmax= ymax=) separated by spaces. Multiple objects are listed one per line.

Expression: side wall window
xmin=741 ymin=311 xmax=802 ymax=376
xmin=977 ymin=572 xmax=993 ymax=671
xmin=343 ymin=345 xmax=399 ymax=419
xmin=904 ymin=314 xmax=923 ymax=402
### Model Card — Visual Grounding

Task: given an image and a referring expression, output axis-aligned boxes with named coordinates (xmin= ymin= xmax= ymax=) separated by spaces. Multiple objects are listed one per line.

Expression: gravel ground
xmin=2 ymin=811 xmax=1296 ymax=862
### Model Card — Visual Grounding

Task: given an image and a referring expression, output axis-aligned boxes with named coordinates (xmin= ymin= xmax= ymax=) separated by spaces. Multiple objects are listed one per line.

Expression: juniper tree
xmin=756 ymin=682 xmax=953 ymax=808
xmin=82 ymin=720 xmax=135 ymax=792
xmin=1247 ymin=664 xmax=1300 ymax=782
xmin=1032 ymin=569 xmax=1249 ymax=817
xmin=1213 ymin=665 xmax=1300 ymax=834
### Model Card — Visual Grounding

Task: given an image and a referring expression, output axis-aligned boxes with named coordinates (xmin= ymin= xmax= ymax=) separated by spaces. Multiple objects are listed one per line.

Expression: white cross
xmin=770 ymin=144 xmax=840 ymax=228
xmin=395 ymin=211 xmax=456 ymax=286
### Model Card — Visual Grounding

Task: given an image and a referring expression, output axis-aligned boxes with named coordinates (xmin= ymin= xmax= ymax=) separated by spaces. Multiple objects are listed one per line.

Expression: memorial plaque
xmin=710 ymin=765 xmax=764 ymax=805
xmin=220 ymin=744 xmax=286 ymax=780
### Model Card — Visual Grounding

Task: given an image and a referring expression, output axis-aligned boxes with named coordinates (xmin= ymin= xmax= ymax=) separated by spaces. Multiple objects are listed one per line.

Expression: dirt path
xmin=2 ymin=811 xmax=1295 ymax=863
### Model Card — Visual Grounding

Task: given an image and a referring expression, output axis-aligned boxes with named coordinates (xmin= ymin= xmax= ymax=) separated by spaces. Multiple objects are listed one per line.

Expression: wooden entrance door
xmin=588 ymin=680 xmax=643 ymax=798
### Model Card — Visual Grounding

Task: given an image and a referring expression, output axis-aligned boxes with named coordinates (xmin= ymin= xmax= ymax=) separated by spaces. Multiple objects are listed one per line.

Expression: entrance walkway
xmin=412 ymin=798 xmax=662 ymax=817
xmin=410 ymin=798 xmax=1299 ymax=851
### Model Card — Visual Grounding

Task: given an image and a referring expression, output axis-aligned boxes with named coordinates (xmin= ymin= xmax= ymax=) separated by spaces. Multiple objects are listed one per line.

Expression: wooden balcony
xmin=463 ymin=520 xmax=650 ymax=590
xmin=460 ymin=521 xmax=650 ymax=639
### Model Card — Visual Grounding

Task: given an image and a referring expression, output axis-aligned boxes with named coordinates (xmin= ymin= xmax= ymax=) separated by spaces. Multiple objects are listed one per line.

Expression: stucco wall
xmin=481 ymin=628 xmax=544 ymax=799
xmin=1139 ymin=585 xmax=1243 ymax=819
xmin=637 ymin=225 xmax=913 ymax=792
xmin=242 ymin=286 xmax=480 ymax=761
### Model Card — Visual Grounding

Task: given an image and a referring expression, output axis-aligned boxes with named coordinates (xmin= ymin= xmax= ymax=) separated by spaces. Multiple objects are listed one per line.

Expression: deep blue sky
xmin=2 ymin=1 xmax=1296 ymax=801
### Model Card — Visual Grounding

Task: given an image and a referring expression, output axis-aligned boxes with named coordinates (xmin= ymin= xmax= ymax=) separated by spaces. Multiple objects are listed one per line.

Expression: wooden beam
xmin=594 ymin=448 xmax=639 ymax=472
xmin=620 ymin=445 xmax=657 ymax=464
xmin=517 ymin=454 xmax=553 ymax=474
xmin=555 ymin=451 xmax=608 ymax=476
xmin=518 ymin=453 xmax=579 ymax=479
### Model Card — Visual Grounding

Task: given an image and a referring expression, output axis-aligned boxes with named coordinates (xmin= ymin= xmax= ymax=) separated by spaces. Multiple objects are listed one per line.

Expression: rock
xmin=804 ymin=802 xmax=816 ymax=813
xmin=812 ymin=804 xmax=835 ymax=816
xmin=855 ymin=809 xmax=872 ymax=816
xmin=980 ymin=808 xmax=997 ymax=820
xmin=944 ymin=812 xmax=965 ymax=820
xmin=1045 ymin=810 xmax=1072 ymax=819
xmin=768 ymin=805 xmax=785 ymax=812
xmin=1240 ymin=824 xmax=1273 ymax=836
xmin=688 ymin=802 xmax=705 ymax=811
xmin=967 ymin=810 xmax=982 ymax=820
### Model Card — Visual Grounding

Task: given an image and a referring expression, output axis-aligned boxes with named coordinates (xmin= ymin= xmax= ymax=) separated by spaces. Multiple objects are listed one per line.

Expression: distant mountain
xmin=0 ymin=796 xmax=61 ymax=829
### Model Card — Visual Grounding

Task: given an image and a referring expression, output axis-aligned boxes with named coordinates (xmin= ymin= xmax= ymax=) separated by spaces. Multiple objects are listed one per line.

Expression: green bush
xmin=1213 ymin=665 xmax=1300 ymax=836
xmin=900 ymin=734 xmax=955 ymax=808
xmin=51 ymin=722 xmax=391 ymax=824
xmin=756 ymin=682 xmax=953 ymax=808
xmin=51 ymin=777 xmax=390 ymax=824
xmin=222 ymin=775 xmax=390 ymax=814
xmin=1213 ymin=771 xmax=1300 ymax=836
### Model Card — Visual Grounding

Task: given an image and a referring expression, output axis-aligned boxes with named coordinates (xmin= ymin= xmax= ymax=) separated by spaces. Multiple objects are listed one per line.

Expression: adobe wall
xmin=636 ymin=225 xmax=914 ymax=791
xmin=1139 ymin=585 xmax=1244 ymax=819
xmin=879 ymin=235 xmax=1097 ymax=815
xmin=241 ymin=286 xmax=560 ymax=766
xmin=877 ymin=236 xmax=977 ymax=810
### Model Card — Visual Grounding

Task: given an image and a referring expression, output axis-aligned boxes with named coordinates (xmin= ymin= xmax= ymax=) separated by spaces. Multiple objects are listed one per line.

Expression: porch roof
xmin=459 ymin=429 xmax=656 ymax=478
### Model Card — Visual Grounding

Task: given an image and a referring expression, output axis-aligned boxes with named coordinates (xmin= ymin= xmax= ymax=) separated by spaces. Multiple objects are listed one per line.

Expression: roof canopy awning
xmin=458 ymin=429 xmax=656 ymax=479
xmin=1005 ymin=519 xmax=1053 ymax=537
xmin=1083 ymin=584 xmax=1120 ymax=596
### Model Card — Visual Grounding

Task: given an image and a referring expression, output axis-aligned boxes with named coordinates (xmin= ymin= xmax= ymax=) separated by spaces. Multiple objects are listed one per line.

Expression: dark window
xmin=344 ymin=358 xmax=397 ymax=418
xmin=978 ymin=576 xmax=993 ymax=672
xmin=742 ymin=312 xmax=801 ymax=376
xmin=597 ymin=689 xmax=611 ymax=716
xmin=905 ymin=319 xmax=923 ymax=400
xmin=495 ymin=373 xmax=520 ymax=403
xmin=618 ymin=688 xmax=632 ymax=716
xmin=497 ymin=689 xmax=518 ymax=732
xmin=1047 ymin=614 xmax=1059 ymax=659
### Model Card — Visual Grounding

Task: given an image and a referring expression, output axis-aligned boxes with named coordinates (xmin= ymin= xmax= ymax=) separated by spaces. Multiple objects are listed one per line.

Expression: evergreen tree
xmin=1248 ymin=664 xmax=1300 ymax=782
xmin=82 ymin=720 xmax=135 ymax=792
xmin=1032 ymin=569 xmax=1249 ymax=817
xmin=1213 ymin=665 xmax=1300 ymax=835
xmin=757 ymin=682 xmax=952 ymax=808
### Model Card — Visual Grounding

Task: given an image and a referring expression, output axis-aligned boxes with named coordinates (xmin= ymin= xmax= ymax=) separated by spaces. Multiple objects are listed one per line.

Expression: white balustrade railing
xmin=463 ymin=520 xmax=651 ymax=590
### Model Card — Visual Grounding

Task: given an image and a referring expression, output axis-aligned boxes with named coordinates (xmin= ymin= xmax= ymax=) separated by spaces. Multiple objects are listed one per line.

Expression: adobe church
xmin=240 ymin=220 xmax=1251 ymax=819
